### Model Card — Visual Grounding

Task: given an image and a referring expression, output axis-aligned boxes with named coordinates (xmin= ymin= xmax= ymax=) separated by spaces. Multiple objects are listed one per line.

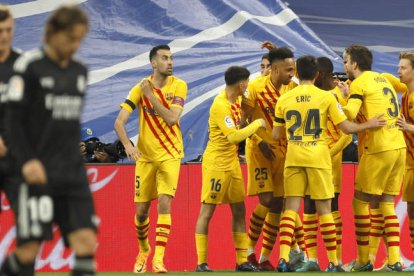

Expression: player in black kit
xmin=0 ymin=5 xmax=20 ymax=208
xmin=0 ymin=6 xmax=97 ymax=276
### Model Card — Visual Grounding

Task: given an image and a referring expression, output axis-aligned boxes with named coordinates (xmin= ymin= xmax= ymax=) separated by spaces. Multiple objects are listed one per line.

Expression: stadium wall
xmin=0 ymin=164 xmax=412 ymax=271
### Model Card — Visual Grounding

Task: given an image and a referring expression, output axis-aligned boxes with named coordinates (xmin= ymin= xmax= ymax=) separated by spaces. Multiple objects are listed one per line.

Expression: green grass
xmin=36 ymin=272 xmax=414 ymax=275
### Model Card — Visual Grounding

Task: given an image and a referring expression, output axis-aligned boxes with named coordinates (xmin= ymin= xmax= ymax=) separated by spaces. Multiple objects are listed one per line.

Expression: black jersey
xmin=6 ymin=48 xmax=88 ymax=185
xmin=0 ymin=49 xmax=20 ymax=142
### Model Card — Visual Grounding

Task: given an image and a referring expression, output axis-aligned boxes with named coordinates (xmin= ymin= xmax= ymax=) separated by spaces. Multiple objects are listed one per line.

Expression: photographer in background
xmin=80 ymin=127 xmax=132 ymax=163
xmin=80 ymin=127 xmax=112 ymax=163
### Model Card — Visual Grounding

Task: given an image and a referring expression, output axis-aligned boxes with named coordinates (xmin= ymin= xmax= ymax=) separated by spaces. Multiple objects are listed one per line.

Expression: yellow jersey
xmin=203 ymin=91 xmax=242 ymax=171
xmin=383 ymin=73 xmax=414 ymax=168
xmin=274 ymin=84 xmax=347 ymax=169
xmin=326 ymin=86 xmax=348 ymax=149
xmin=120 ymin=75 xmax=187 ymax=161
xmin=243 ymin=74 xmax=296 ymax=154
xmin=343 ymin=71 xmax=406 ymax=154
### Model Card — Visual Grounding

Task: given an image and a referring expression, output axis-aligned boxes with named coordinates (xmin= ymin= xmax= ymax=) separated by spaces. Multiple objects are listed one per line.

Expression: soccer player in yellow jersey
xmin=242 ymin=47 xmax=302 ymax=271
xmin=393 ymin=51 xmax=414 ymax=272
xmin=114 ymin=45 xmax=187 ymax=273
xmin=273 ymin=55 xmax=386 ymax=272
xmin=341 ymin=45 xmax=406 ymax=272
xmin=195 ymin=66 xmax=265 ymax=272
xmin=297 ymin=57 xmax=352 ymax=272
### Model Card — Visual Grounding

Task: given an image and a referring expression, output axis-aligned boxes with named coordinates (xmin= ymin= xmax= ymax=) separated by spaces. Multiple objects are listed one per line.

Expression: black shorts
xmin=0 ymin=157 xmax=20 ymax=213
xmin=16 ymin=180 xmax=97 ymax=246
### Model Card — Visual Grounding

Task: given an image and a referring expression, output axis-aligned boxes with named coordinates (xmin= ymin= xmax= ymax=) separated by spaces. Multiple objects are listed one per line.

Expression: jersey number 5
xmin=286 ymin=109 xmax=321 ymax=140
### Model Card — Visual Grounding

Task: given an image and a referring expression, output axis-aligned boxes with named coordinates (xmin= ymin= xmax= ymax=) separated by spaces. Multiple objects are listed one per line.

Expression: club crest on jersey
xmin=409 ymin=101 xmax=413 ymax=110
xmin=224 ymin=116 xmax=235 ymax=128
xmin=40 ymin=77 xmax=55 ymax=89
xmin=77 ymin=75 xmax=86 ymax=93
xmin=8 ymin=75 xmax=24 ymax=102
xmin=165 ymin=92 xmax=173 ymax=101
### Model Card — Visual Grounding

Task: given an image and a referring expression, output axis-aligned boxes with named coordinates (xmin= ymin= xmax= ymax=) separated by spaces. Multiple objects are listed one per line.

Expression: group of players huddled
xmin=1 ymin=2 xmax=414 ymax=275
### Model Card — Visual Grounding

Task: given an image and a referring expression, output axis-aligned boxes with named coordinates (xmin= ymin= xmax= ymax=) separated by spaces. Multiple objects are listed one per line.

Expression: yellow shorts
xmin=355 ymin=149 xmax=405 ymax=196
xmin=245 ymin=144 xmax=285 ymax=197
xmin=285 ymin=166 xmax=334 ymax=200
xmin=332 ymin=152 xmax=342 ymax=193
xmin=134 ymin=159 xmax=181 ymax=202
xmin=201 ymin=163 xmax=245 ymax=204
xmin=403 ymin=168 xmax=414 ymax=202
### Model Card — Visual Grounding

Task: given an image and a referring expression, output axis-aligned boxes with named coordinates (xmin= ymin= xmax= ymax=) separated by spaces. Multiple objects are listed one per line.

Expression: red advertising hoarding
xmin=0 ymin=164 xmax=412 ymax=271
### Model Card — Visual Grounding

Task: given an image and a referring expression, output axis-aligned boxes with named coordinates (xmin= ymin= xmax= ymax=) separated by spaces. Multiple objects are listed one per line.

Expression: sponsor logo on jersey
xmin=40 ymin=76 xmax=55 ymax=89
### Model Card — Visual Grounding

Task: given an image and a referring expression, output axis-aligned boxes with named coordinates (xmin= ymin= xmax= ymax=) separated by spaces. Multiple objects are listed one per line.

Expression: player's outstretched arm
xmin=114 ymin=108 xmax=141 ymax=161
xmin=338 ymin=115 xmax=386 ymax=134
xmin=227 ymin=119 xmax=266 ymax=144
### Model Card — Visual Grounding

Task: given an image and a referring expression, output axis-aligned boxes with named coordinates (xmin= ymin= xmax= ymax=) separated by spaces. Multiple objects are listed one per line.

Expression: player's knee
xmin=258 ymin=192 xmax=273 ymax=207
xmin=304 ymin=196 xmax=317 ymax=214
xmin=69 ymin=229 xmax=97 ymax=255
xmin=136 ymin=213 xmax=149 ymax=223
xmin=157 ymin=195 xmax=172 ymax=214
xmin=270 ymin=197 xmax=284 ymax=213
xmin=15 ymin=241 xmax=41 ymax=264
xmin=315 ymin=199 xmax=331 ymax=215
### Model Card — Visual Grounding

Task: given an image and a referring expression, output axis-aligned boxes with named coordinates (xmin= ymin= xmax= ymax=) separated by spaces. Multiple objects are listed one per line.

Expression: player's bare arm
xmin=114 ymin=108 xmax=141 ymax=161
xmin=141 ymin=79 xmax=182 ymax=126
xmin=338 ymin=114 xmax=386 ymax=134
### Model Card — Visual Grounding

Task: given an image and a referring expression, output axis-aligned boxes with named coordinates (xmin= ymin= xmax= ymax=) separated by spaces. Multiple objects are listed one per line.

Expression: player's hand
xmin=261 ymin=41 xmax=276 ymax=51
xmin=365 ymin=114 xmax=386 ymax=129
xmin=258 ymin=118 xmax=266 ymax=128
xmin=258 ymin=141 xmax=276 ymax=161
xmin=94 ymin=150 xmax=112 ymax=163
xmin=141 ymin=79 xmax=154 ymax=98
xmin=0 ymin=136 xmax=7 ymax=157
xmin=22 ymin=159 xmax=47 ymax=185
xmin=79 ymin=141 xmax=86 ymax=156
xmin=125 ymin=143 xmax=141 ymax=161
xmin=337 ymin=81 xmax=350 ymax=98
xmin=397 ymin=114 xmax=414 ymax=132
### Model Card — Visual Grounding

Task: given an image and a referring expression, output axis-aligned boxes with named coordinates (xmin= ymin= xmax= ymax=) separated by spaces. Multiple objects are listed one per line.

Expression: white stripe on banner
xmin=332 ymin=46 xmax=414 ymax=53
xmin=88 ymin=8 xmax=298 ymax=85
xmin=10 ymin=0 xmax=88 ymax=18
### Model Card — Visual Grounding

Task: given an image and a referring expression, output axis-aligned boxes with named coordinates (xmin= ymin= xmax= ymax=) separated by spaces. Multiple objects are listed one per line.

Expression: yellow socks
xmin=303 ymin=213 xmax=318 ymax=260
xmin=260 ymin=212 xmax=280 ymax=260
xmin=195 ymin=234 xmax=208 ymax=265
xmin=135 ymin=216 xmax=150 ymax=252
xmin=320 ymin=213 xmax=338 ymax=266
xmin=332 ymin=211 xmax=343 ymax=264
xmin=380 ymin=201 xmax=400 ymax=265
xmin=153 ymin=214 xmax=171 ymax=263
xmin=233 ymin=232 xmax=248 ymax=265
xmin=368 ymin=208 xmax=383 ymax=263
xmin=352 ymin=198 xmax=370 ymax=264
xmin=247 ymin=203 xmax=269 ymax=250
xmin=278 ymin=210 xmax=297 ymax=261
